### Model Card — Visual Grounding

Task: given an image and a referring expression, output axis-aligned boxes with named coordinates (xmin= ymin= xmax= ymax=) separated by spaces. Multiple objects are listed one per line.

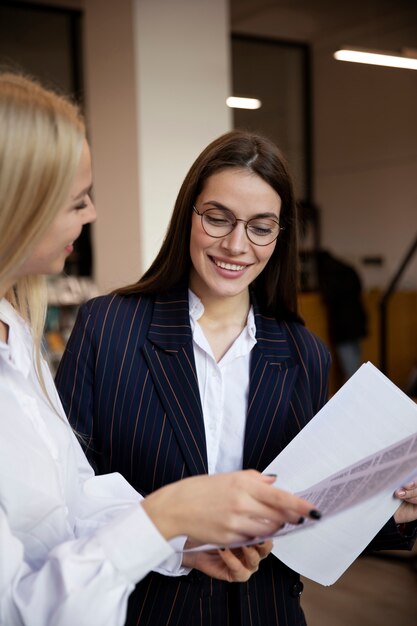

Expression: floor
xmin=301 ymin=547 xmax=417 ymax=626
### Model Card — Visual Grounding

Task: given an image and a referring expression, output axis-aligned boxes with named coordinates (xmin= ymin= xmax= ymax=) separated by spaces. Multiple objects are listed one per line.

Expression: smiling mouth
xmin=212 ymin=257 xmax=247 ymax=271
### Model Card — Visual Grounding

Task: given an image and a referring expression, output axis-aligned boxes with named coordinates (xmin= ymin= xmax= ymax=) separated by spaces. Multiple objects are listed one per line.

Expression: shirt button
xmin=290 ymin=581 xmax=304 ymax=597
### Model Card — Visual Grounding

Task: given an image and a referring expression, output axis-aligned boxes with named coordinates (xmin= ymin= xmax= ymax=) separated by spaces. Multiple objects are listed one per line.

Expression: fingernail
xmin=297 ymin=516 xmax=305 ymax=525
xmin=397 ymin=490 xmax=406 ymax=497
xmin=309 ymin=509 xmax=322 ymax=520
xmin=265 ymin=473 xmax=277 ymax=477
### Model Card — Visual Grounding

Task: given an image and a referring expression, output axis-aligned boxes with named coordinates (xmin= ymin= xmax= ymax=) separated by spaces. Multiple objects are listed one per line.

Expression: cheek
xmin=190 ymin=224 xmax=210 ymax=260
xmin=29 ymin=234 xmax=57 ymax=263
xmin=256 ymin=242 xmax=277 ymax=268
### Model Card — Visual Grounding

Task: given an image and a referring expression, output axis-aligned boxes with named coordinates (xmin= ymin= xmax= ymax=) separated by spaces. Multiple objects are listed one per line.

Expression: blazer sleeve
xmin=309 ymin=333 xmax=331 ymax=415
xmin=365 ymin=517 xmax=417 ymax=552
xmin=285 ymin=321 xmax=332 ymax=415
xmin=55 ymin=301 xmax=97 ymax=458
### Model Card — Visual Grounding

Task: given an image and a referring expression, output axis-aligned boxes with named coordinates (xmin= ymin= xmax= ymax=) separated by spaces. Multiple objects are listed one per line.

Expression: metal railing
xmin=379 ymin=233 xmax=417 ymax=375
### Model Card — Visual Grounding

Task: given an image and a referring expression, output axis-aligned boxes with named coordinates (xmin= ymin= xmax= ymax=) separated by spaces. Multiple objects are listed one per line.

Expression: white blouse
xmin=0 ymin=298 xmax=175 ymax=626
xmin=189 ymin=290 xmax=257 ymax=475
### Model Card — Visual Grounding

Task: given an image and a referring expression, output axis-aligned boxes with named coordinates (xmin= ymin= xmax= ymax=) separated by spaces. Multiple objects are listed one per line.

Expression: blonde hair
xmin=0 ymin=73 xmax=85 ymax=382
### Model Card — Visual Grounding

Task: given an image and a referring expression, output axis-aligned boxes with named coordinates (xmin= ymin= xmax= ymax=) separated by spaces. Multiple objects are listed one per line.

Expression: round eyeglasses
xmin=193 ymin=205 xmax=283 ymax=246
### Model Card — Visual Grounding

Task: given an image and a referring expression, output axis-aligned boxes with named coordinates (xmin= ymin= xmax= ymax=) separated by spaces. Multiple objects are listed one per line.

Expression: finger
xmin=395 ymin=487 xmax=417 ymax=502
xmin=240 ymin=545 xmax=263 ymax=569
xmin=260 ymin=473 xmax=278 ymax=484
xmin=394 ymin=501 xmax=417 ymax=524
xmin=245 ymin=478 xmax=322 ymax=521
xmin=229 ymin=470 xmax=320 ymax=522
xmin=238 ymin=510 xmax=301 ymax=538
xmin=252 ymin=540 xmax=273 ymax=559
xmin=242 ymin=500 xmax=317 ymax=531
xmin=218 ymin=548 xmax=258 ymax=580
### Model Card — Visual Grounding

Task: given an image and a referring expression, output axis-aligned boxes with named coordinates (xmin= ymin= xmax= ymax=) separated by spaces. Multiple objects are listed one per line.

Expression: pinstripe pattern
xmin=56 ymin=284 xmax=415 ymax=625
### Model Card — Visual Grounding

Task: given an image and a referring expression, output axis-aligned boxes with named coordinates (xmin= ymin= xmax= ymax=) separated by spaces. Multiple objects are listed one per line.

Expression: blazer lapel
xmin=143 ymin=286 xmax=208 ymax=476
xmin=243 ymin=304 xmax=299 ymax=471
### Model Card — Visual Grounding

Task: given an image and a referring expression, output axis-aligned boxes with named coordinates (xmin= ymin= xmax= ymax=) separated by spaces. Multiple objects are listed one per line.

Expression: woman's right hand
xmin=141 ymin=469 xmax=320 ymax=546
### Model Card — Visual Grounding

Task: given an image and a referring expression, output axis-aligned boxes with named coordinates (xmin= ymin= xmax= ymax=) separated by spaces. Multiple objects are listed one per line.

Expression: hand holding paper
xmin=394 ymin=479 xmax=417 ymax=523
xmin=183 ymin=363 xmax=417 ymax=587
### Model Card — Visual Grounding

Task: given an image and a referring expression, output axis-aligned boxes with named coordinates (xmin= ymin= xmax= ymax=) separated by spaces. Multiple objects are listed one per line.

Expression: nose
xmin=84 ymin=196 xmax=97 ymax=225
xmin=220 ymin=220 xmax=248 ymax=254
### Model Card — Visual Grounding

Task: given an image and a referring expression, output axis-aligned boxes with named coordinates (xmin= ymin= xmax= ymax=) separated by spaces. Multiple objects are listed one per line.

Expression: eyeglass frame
xmin=192 ymin=205 xmax=284 ymax=246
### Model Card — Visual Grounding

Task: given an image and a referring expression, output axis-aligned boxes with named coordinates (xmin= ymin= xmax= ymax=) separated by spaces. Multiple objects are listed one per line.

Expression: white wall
xmin=133 ymin=0 xmax=232 ymax=272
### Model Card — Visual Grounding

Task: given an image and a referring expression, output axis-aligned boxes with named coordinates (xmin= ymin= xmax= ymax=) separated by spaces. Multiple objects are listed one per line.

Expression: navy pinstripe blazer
xmin=56 ymin=285 xmax=414 ymax=626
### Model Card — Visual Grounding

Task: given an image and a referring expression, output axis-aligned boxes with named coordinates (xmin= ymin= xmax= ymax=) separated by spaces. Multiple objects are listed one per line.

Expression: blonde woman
xmin=0 ymin=73 xmax=319 ymax=626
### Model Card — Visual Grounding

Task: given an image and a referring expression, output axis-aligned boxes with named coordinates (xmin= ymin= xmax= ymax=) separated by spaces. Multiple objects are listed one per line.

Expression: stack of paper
xmin=265 ymin=361 xmax=417 ymax=585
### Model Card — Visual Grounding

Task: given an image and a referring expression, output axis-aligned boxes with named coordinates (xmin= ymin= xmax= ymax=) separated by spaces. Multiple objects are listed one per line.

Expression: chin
xmin=210 ymin=284 xmax=247 ymax=299
xmin=48 ymin=260 xmax=66 ymax=275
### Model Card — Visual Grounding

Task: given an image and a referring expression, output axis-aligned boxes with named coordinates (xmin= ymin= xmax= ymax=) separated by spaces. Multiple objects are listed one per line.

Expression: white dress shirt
xmin=189 ymin=290 xmax=257 ymax=474
xmin=0 ymin=298 xmax=176 ymax=626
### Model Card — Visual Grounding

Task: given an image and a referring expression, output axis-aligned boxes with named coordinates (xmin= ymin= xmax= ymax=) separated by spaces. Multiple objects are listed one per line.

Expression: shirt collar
xmin=188 ymin=289 xmax=256 ymax=341
xmin=0 ymin=298 xmax=33 ymax=377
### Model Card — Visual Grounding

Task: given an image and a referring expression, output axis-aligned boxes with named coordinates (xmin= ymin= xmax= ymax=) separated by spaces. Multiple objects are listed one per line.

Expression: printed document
xmin=265 ymin=361 xmax=417 ymax=585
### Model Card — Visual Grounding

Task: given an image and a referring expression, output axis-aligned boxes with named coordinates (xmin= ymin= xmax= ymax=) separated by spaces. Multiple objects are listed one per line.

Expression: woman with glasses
xmin=56 ymin=130 xmax=417 ymax=626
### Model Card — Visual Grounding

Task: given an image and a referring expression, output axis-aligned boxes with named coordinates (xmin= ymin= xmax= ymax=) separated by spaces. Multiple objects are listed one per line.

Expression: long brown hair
xmin=116 ymin=130 xmax=301 ymax=321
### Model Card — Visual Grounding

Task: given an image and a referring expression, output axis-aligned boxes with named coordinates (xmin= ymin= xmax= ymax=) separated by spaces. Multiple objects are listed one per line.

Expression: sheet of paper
xmin=265 ymin=362 xmax=417 ymax=585
xmin=183 ymin=363 xmax=417 ymax=586
xmin=273 ymin=429 xmax=417 ymax=536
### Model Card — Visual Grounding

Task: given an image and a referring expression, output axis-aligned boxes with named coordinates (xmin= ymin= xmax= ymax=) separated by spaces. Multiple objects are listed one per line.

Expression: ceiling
xmin=230 ymin=0 xmax=417 ymax=50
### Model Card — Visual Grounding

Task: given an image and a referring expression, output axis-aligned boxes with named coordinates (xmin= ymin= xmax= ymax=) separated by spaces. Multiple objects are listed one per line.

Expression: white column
xmin=133 ymin=0 xmax=231 ymax=271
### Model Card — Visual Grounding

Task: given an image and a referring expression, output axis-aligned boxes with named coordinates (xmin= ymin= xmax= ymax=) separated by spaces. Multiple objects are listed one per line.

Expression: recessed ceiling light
xmin=334 ymin=47 xmax=417 ymax=71
xmin=226 ymin=96 xmax=262 ymax=109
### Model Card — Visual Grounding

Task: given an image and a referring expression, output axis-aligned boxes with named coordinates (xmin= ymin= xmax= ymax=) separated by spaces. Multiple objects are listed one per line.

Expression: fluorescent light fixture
xmin=334 ymin=47 xmax=417 ymax=71
xmin=226 ymin=96 xmax=262 ymax=109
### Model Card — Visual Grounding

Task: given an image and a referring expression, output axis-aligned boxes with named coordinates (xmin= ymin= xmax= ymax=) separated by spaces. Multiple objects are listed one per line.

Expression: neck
xmin=0 ymin=282 xmax=13 ymax=343
xmin=0 ymin=320 xmax=8 ymax=343
xmin=0 ymin=278 xmax=14 ymax=300
xmin=196 ymin=290 xmax=250 ymax=326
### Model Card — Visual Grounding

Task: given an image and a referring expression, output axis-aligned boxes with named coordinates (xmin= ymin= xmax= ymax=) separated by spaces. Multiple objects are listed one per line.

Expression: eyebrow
xmin=202 ymin=200 xmax=279 ymax=220
xmin=72 ymin=183 xmax=93 ymax=201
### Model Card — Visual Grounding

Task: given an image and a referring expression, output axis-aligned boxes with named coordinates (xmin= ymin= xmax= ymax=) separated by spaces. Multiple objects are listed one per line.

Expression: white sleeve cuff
xmin=153 ymin=535 xmax=191 ymax=576
xmin=95 ymin=502 xmax=174 ymax=583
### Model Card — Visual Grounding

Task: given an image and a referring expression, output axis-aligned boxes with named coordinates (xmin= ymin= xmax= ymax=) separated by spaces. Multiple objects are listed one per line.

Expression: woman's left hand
xmin=182 ymin=541 xmax=272 ymax=582
xmin=394 ymin=481 xmax=417 ymax=524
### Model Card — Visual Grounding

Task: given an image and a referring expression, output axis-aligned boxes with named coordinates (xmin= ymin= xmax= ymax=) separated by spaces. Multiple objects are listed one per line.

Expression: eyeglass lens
xmin=201 ymin=208 xmax=279 ymax=245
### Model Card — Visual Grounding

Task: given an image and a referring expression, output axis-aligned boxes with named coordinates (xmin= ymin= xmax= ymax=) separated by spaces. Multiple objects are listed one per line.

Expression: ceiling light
xmin=334 ymin=47 xmax=417 ymax=71
xmin=226 ymin=96 xmax=262 ymax=109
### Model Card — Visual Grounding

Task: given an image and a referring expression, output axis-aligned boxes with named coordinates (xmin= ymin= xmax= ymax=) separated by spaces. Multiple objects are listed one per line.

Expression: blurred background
xmin=1 ymin=2 xmax=416 ymax=620
xmin=1 ymin=0 xmax=415 ymax=389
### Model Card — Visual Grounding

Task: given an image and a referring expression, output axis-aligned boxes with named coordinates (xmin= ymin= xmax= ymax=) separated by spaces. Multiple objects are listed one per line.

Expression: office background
xmin=1 ymin=0 xmax=416 ymax=391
